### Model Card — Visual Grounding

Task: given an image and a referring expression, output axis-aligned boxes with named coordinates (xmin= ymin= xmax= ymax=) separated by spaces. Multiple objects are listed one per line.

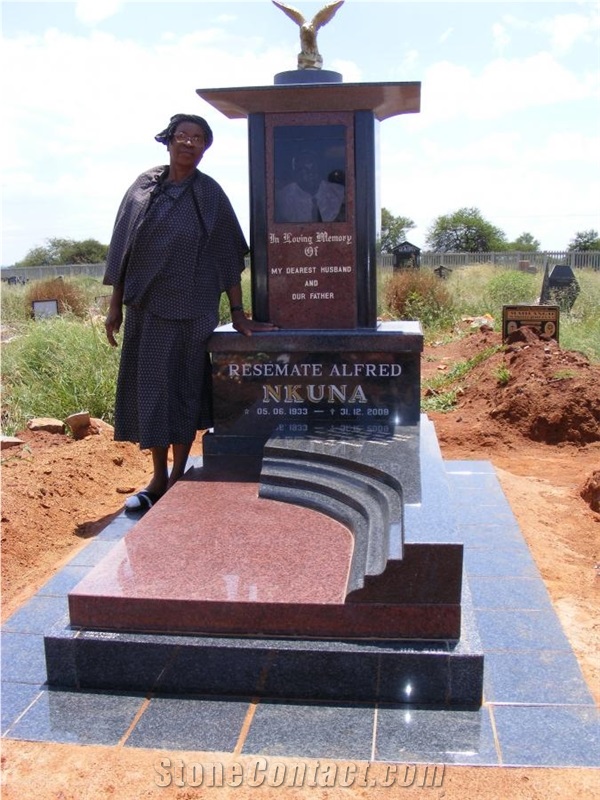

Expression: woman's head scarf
xmin=154 ymin=114 xmax=214 ymax=150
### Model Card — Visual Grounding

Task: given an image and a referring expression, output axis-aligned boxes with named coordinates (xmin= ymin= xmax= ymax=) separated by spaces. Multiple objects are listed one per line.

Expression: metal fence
xmin=2 ymin=251 xmax=599 ymax=284
xmin=379 ymin=250 xmax=600 ymax=276
xmin=0 ymin=263 xmax=107 ymax=282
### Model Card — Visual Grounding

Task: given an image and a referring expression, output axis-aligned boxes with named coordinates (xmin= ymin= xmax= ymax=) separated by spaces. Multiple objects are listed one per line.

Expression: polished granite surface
xmin=72 ymin=482 xmax=352 ymax=605
xmin=68 ymin=481 xmax=357 ymax=637
xmin=65 ymin=434 xmax=464 ymax=641
xmin=2 ymin=460 xmax=598 ymax=767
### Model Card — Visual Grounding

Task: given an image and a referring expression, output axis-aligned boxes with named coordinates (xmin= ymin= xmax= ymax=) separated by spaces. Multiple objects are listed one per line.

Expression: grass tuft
xmin=421 ymin=345 xmax=502 ymax=412
xmin=494 ymin=365 xmax=511 ymax=385
xmin=1 ymin=314 xmax=120 ymax=435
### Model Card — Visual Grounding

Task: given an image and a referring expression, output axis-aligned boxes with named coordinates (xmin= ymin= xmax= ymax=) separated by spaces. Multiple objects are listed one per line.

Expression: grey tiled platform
xmin=2 ymin=459 xmax=598 ymax=767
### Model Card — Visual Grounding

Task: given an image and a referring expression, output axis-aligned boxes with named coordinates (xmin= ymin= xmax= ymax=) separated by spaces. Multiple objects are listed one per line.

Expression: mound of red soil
xmin=581 ymin=470 xmax=600 ymax=513
xmin=426 ymin=327 xmax=600 ymax=448
xmin=493 ymin=327 xmax=599 ymax=444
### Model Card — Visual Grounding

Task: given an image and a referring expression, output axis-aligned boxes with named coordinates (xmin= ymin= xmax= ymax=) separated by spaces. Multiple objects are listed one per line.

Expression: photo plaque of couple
xmin=272 ymin=122 xmax=347 ymax=224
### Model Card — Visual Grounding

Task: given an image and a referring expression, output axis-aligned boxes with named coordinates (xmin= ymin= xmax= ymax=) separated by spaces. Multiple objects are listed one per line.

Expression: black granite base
xmin=43 ymin=416 xmax=483 ymax=707
xmin=44 ymin=579 xmax=483 ymax=707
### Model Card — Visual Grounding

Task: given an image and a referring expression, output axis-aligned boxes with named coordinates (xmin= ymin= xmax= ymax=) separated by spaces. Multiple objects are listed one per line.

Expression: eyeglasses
xmin=172 ymin=132 xmax=204 ymax=146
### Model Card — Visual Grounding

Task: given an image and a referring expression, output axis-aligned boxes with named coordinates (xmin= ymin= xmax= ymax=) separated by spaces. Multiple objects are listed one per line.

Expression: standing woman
xmin=104 ymin=113 xmax=276 ymax=511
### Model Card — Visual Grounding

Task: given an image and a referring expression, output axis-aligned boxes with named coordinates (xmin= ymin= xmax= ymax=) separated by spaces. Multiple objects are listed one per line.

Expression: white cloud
xmin=501 ymin=7 xmax=600 ymax=55
xmin=3 ymin=26 xmax=284 ymax=148
xmin=1 ymin=25 xmax=288 ymax=260
xmin=530 ymin=131 xmax=600 ymax=165
xmin=75 ymin=0 xmax=122 ymax=25
xmin=415 ymin=51 xmax=598 ymax=125
xmin=382 ymin=48 xmax=420 ymax=82
xmin=492 ymin=22 xmax=510 ymax=54
xmin=331 ymin=59 xmax=363 ymax=82
xmin=379 ymin=122 xmax=600 ymax=251
xmin=538 ymin=11 xmax=600 ymax=54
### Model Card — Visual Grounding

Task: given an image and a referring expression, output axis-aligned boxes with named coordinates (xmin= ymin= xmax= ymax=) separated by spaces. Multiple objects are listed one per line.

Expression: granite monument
xmin=45 ymin=2 xmax=483 ymax=708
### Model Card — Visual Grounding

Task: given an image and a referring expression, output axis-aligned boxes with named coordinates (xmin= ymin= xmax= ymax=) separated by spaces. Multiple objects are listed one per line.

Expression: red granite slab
xmin=70 ymin=481 xmax=352 ymax=631
xmin=69 ymin=480 xmax=460 ymax=639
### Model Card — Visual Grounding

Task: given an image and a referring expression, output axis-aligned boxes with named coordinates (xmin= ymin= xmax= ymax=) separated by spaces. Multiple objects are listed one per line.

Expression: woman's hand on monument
xmin=231 ymin=309 xmax=279 ymax=337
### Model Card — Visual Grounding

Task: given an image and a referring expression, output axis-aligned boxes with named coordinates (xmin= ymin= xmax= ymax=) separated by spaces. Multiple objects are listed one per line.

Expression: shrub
xmin=382 ymin=270 xmax=454 ymax=329
xmin=2 ymin=277 xmax=109 ymax=325
xmin=24 ymin=277 xmax=88 ymax=318
xmin=481 ymin=270 xmax=538 ymax=313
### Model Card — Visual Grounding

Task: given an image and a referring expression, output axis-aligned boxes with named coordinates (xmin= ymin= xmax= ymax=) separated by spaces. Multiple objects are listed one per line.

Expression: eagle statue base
xmin=274 ymin=67 xmax=343 ymax=85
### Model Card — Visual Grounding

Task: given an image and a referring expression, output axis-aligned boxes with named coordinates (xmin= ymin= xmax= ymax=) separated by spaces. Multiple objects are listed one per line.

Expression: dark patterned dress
xmin=103 ymin=166 xmax=248 ymax=449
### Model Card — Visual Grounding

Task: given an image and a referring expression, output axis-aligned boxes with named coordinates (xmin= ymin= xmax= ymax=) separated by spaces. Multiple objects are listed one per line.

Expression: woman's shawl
xmin=103 ymin=166 xmax=248 ymax=305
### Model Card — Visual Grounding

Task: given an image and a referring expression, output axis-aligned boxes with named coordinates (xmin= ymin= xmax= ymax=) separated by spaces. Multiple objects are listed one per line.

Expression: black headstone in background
xmin=541 ymin=264 xmax=580 ymax=311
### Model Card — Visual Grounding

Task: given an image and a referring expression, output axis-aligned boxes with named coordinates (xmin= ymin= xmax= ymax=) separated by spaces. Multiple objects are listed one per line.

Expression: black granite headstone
xmin=540 ymin=264 xmax=580 ymax=311
xmin=198 ymin=80 xmax=420 ymax=329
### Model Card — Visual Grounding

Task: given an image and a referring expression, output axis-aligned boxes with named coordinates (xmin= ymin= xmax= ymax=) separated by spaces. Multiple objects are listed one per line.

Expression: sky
xmin=1 ymin=0 xmax=599 ymax=265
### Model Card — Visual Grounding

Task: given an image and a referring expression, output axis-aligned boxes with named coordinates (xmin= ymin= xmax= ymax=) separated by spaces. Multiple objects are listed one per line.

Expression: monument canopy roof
xmin=197 ymin=82 xmax=420 ymax=121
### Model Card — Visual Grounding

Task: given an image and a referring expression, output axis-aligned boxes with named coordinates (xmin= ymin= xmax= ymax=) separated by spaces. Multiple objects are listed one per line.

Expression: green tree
xmin=15 ymin=237 xmax=108 ymax=267
xmin=426 ymin=207 xmax=508 ymax=252
xmin=568 ymin=229 xmax=600 ymax=251
xmin=379 ymin=208 xmax=416 ymax=253
xmin=508 ymin=232 xmax=540 ymax=252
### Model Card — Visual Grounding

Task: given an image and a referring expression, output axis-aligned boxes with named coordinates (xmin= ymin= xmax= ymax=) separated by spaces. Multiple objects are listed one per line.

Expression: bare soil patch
xmin=1 ymin=329 xmax=599 ymax=799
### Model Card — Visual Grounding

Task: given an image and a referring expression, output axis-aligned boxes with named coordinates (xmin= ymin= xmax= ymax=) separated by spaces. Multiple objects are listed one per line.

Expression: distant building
xmin=392 ymin=241 xmax=421 ymax=270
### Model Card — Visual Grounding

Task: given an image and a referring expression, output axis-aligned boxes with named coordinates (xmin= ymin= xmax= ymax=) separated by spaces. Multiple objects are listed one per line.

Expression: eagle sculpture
xmin=272 ymin=0 xmax=345 ymax=69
